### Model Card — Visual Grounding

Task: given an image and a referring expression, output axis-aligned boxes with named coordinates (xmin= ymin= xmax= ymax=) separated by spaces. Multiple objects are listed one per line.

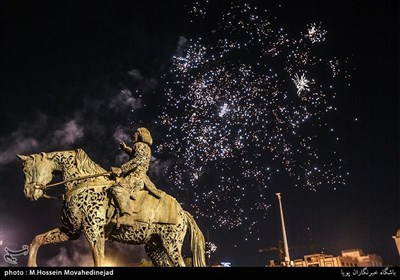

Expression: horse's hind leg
xmin=145 ymin=238 xmax=170 ymax=267
xmin=27 ymin=227 xmax=80 ymax=267
xmin=160 ymin=225 xmax=187 ymax=267
xmin=163 ymin=242 xmax=185 ymax=267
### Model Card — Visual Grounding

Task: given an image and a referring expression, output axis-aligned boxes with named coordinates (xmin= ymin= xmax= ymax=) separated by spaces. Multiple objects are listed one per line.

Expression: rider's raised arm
xmin=119 ymin=142 xmax=133 ymax=155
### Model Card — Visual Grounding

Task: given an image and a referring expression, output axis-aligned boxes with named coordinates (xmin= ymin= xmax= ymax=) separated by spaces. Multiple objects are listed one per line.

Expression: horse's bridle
xmin=38 ymin=172 xmax=112 ymax=200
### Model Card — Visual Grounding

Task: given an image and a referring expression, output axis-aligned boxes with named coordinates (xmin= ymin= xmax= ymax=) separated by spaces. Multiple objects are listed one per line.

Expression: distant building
xmin=341 ymin=249 xmax=383 ymax=267
xmin=268 ymin=249 xmax=383 ymax=267
xmin=290 ymin=253 xmax=358 ymax=267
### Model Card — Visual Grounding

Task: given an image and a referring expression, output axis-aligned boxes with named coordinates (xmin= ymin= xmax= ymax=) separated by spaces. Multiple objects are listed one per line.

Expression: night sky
xmin=0 ymin=0 xmax=398 ymax=267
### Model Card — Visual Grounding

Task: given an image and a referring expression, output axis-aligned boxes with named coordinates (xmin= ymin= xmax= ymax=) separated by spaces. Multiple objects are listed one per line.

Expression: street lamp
xmin=276 ymin=193 xmax=291 ymax=266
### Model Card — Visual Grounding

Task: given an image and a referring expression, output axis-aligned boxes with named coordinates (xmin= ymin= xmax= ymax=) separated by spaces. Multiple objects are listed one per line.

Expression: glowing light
xmin=103 ymin=259 xmax=120 ymax=267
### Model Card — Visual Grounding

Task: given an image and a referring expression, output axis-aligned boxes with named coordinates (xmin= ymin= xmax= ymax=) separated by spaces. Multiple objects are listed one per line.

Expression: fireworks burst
xmin=305 ymin=22 xmax=327 ymax=44
xmin=292 ymin=73 xmax=312 ymax=95
xmin=205 ymin=241 xmax=217 ymax=257
xmin=155 ymin=1 xmax=350 ymax=237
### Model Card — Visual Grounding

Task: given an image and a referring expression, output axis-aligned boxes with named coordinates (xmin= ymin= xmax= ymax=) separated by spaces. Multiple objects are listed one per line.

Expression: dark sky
xmin=0 ymin=0 xmax=398 ymax=267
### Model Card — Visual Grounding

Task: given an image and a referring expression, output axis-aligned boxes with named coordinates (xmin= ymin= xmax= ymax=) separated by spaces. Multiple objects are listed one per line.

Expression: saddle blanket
xmin=127 ymin=190 xmax=179 ymax=224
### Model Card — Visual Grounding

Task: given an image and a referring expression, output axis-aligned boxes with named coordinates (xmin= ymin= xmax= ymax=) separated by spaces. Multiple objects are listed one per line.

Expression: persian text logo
xmin=4 ymin=245 xmax=29 ymax=265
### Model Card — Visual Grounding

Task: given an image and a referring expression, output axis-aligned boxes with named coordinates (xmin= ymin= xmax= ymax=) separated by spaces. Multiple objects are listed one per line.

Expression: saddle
xmin=107 ymin=190 xmax=179 ymax=225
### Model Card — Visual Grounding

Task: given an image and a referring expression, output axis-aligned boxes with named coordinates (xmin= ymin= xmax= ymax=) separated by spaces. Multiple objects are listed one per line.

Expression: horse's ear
xmin=40 ymin=152 xmax=46 ymax=159
xmin=16 ymin=154 xmax=29 ymax=161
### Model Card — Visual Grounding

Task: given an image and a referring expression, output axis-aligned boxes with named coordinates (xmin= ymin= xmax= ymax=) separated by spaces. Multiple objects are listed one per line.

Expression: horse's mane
xmin=75 ymin=149 xmax=107 ymax=175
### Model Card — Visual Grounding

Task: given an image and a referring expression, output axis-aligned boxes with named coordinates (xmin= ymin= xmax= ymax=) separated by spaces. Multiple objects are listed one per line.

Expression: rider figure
xmin=110 ymin=127 xmax=163 ymax=226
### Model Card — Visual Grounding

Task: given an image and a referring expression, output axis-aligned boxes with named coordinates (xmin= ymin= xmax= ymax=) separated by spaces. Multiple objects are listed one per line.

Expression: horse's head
xmin=16 ymin=152 xmax=54 ymax=201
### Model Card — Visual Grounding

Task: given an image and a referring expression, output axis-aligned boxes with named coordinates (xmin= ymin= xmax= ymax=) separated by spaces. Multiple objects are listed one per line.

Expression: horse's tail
xmin=184 ymin=211 xmax=206 ymax=267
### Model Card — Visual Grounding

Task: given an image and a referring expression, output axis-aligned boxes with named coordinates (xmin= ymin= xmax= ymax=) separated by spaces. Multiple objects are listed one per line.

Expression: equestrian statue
xmin=17 ymin=127 xmax=206 ymax=267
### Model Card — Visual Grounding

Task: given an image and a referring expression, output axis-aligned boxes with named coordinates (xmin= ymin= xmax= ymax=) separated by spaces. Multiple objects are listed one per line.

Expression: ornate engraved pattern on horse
xmin=17 ymin=149 xmax=206 ymax=267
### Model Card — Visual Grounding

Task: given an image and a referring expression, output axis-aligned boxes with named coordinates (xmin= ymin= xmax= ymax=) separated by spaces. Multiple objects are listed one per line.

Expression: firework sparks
xmin=155 ymin=1 xmax=350 ymax=238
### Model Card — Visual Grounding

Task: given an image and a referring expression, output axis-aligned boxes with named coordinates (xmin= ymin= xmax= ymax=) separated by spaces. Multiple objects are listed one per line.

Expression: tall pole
xmin=276 ymin=193 xmax=291 ymax=266
xmin=393 ymin=229 xmax=400 ymax=266
xmin=207 ymin=228 xmax=211 ymax=267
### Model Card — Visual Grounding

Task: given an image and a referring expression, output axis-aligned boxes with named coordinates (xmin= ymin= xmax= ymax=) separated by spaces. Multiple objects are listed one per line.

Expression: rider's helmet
xmin=136 ymin=127 xmax=153 ymax=146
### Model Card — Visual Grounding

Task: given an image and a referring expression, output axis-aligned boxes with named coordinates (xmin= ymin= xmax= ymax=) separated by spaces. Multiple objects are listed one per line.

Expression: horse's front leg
xmin=83 ymin=226 xmax=105 ymax=267
xmin=27 ymin=227 xmax=80 ymax=267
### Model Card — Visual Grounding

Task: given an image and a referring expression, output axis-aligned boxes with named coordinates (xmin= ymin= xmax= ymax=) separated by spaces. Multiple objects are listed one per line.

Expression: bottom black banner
xmin=1 ymin=267 xmax=398 ymax=279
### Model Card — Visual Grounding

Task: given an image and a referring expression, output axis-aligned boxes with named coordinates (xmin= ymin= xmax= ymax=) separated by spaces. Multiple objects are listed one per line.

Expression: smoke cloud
xmin=177 ymin=36 xmax=188 ymax=48
xmin=112 ymin=126 xmax=131 ymax=144
xmin=0 ymin=87 xmax=144 ymax=168
xmin=108 ymin=89 xmax=142 ymax=112
xmin=149 ymin=156 xmax=172 ymax=182
xmin=0 ymin=137 xmax=39 ymax=166
xmin=52 ymin=120 xmax=84 ymax=146
xmin=127 ymin=69 xmax=144 ymax=81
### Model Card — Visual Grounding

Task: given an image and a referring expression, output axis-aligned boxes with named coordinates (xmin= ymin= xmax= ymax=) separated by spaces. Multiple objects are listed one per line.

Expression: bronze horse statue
xmin=17 ymin=149 xmax=206 ymax=267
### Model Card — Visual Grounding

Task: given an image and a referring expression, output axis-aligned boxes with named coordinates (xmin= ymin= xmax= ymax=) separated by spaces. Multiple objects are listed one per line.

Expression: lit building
xmin=341 ymin=249 xmax=383 ymax=267
xmin=268 ymin=249 xmax=383 ymax=267
xmin=290 ymin=253 xmax=358 ymax=267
